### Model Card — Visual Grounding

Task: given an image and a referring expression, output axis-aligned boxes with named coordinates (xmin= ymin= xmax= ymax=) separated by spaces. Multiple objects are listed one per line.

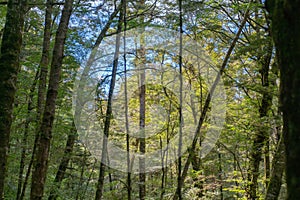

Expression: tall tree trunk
xmin=19 ymin=2 xmax=53 ymax=199
xmin=138 ymin=43 xmax=146 ymax=200
xmin=48 ymin=3 xmax=121 ymax=199
xmin=247 ymin=39 xmax=273 ymax=200
xmin=266 ymin=0 xmax=300 ymax=199
xmin=94 ymin=3 xmax=123 ymax=199
xmin=16 ymin=68 xmax=39 ymax=200
xmin=176 ymin=0 xmax=183 ymax=199
xmin=29 ymin=0 xmax=73 ymax=199
xmin=122 ymin=0 xmax=131 ymax=198
xmin=175 ymin=5 xmax=251 ymax=199
xmin=0 ymin=0 xmax=27 ymax=199
xmin=37 ymin=0 xmax=53 ymax=120
xmin=138 ymin=1 xmax=146 ymax=199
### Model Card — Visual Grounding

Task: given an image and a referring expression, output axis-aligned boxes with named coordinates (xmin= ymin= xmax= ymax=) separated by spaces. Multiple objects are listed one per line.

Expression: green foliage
xmin=2 ymin=0 xmax=284 ymax=199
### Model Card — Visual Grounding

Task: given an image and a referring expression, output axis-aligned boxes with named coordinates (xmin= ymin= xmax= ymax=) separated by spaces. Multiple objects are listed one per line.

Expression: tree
xmin=94 ymin=2 xmax=123 ymax=198
xmin=266 ymin=0 xmax=300 ymax=199
xmin=17 ymin=2 xmax=53 ymax=199
xmin=138 ymin=1 xmax=146 ymax=199
xmin=30 ymin=0 xmax=73 ymax=199
xmin=0 ymin=0 xmax=27 ymax=199
xmin=0 ymin=0 xmax=295 ymax=199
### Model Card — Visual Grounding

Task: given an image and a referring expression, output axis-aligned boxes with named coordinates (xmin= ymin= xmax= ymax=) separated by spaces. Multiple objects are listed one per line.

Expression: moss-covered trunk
xmin=247 ymin=39 xmax=273 ymax=199
xmin=267 ymin=0 xmax=300 ymax=199
xmin=0 ymin=0 xmax=27 ymax=199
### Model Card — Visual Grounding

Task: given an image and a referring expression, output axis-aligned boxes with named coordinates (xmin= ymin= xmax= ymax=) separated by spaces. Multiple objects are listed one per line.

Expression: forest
xmin=0 ymin=0 xmax=300 ymax=199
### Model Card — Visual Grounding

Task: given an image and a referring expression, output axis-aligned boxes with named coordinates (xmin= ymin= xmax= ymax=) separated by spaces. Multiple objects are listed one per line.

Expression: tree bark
xmin=29 ymin=0 xmax=73 ymax=199
xmin=265 ymin=136 xmax=285 ymax=200
xmin=0 ymin=0 xmax=27 ymax=199
xmin=266 ymin=0 xmax=300 ymax=199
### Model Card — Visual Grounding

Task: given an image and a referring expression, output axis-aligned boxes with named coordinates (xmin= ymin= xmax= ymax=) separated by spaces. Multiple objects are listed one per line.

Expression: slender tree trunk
xmin=37 ymin=0 xmax=53 ymax=120
xmin=175 ymin=0 xmax=183 ymax=198
xmin=71 ymin=5 xmax=120 ymax=199
xmin=138 ymin=37 xmax=146 ymax=200
xmin=0 ymin=0 xmax=27 ymax=199
xmin=265 ymin=135 xmax=285 ymax=200
xmin=30 ymin=0 xmax=73 ymax=199
xmin=19 ymin=2 xmax=53 ymax=199
xmin=75 ymin=148 xmax=88 ymax=200
xmin=16 ymin=68 xmax=39 ymax=200
xmin=137 ymin=1 xmax=146 ymax=199
xmin=175 ymin=5 xmax=251 ymax=198
xmin=122 ymin=0 xmax=131 ymax=198
xmin=264 ymin=140 xmax=270 ymax=187
xmin=160 ymin=137 xmax=165 ymax=199
xmin=266 ymin=0 xmax=300 ymax=198
xmin=161 ymin=95 xmax=173 ymax=200
xmin=48 ymin=121 xmax=77 ymax=200
xmin=247 ymin=39 xmax=273 ymax=200
xmin=218 ymin=149 xmax=224 ymax=200
xmin=94 ymin=3 xmax=123 ymax=198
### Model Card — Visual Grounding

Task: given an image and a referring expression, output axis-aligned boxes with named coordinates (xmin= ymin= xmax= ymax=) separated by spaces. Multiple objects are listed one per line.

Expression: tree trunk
xmin=137 ymin=1 xmax=146 ymax=200
xmin=94 ymin=3 xmax=123 ymax=199
xmin=218 ymin=149 xmax=224 ymax=200
xmin=37 ymin=0 xmax=53 ymax=120
xmin=265 ymin=136 xmax=285 ymax=200
xmin=247 ymin=39 xmax=273 ymax=200
xmin=48 ymin=121 xmax=77 ymax=200
xmin=122 ymin=1 xmax=131 ymax=199
xmin=266 ymin=0 xmax=300 ymax=199
xmin=138 ymin=46 xmax=146 ymax=200
xmin=29 ymin=0 xmax=73 ymax=199
xmin=0 ymin=0 xmax=27 ymax=199
xmin=16 ymin=68 xmax=39 ymax=200
xmin=19 ymin=2 xmax=53 ymax=199
xmin=176 ymin=0 xmax=183 ymax=199
xmin=176 ymin=6 xmax=251 ymax=198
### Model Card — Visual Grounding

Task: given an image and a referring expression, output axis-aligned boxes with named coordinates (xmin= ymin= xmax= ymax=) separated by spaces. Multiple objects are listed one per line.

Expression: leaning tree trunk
xmin=29 ymin=0 xmax=73 ymax=199
xmin=0 ymin=0 xmax=27 ymax=199
xmin=176 ymin=6 xmax=251 ymax=199
xmin=48 ymin=4 xmax=120 ymax=200
xmin=94 ymin=2 xmax=123 ymax=199
xmin=266 ymin=0 xmax=300 ymax=199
